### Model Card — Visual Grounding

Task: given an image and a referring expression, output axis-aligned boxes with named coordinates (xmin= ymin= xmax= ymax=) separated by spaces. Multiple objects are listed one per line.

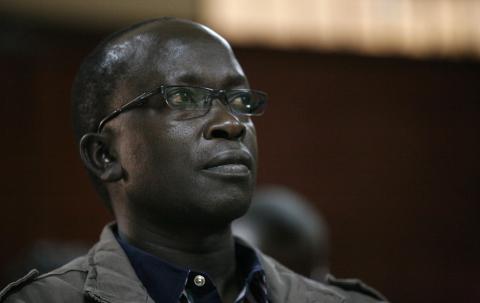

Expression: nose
xmin=203 ymin=99 xmax=246 ymax=140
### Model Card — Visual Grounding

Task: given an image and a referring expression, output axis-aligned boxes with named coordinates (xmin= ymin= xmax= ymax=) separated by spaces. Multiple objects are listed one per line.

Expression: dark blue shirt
xmin=115 ymin=231 xmax=268 ymax=303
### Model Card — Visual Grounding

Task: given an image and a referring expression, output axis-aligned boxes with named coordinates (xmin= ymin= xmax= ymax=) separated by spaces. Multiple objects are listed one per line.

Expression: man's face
xmin=107 ymin=28 xmax=258 ymax=230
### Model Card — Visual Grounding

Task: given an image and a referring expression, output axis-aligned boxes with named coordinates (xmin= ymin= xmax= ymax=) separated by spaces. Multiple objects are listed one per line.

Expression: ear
xmin=79 ymin=133 xmax=123 ymax=182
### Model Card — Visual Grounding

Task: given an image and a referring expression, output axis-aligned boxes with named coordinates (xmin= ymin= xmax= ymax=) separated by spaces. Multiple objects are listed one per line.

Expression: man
xmin=0 ymin=17 xmax=386 ymax=302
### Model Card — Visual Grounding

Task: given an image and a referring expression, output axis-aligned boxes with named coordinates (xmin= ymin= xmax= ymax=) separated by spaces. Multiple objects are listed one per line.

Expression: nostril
xmin=211 ymin=129 xmax=230 ymax=139
xmin=206 ymin=119 xmax=246 ymax=140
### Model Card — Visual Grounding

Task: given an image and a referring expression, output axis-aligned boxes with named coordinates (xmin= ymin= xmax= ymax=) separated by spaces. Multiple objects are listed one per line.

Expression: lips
xmin=203 ymin=150 xmax=253 ymax=176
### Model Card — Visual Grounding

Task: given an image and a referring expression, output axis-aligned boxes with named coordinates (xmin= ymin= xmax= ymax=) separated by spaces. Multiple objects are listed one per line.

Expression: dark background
xmin=1 ymin=18 xmax=479 ymax=303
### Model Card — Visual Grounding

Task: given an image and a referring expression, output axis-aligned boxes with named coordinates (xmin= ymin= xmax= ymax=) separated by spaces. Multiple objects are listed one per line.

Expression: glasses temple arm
xmin=96 ymin=90 xmax=158 ymax=133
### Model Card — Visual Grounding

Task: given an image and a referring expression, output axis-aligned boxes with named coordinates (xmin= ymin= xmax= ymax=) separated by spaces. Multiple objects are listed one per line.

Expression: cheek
xmin=116 ymin=117 xmax=200 ymax=179
xmin=160 ymin=120 xmax=203 ymax=163
xmin=116 ymin=131 xmax=152 ymax=179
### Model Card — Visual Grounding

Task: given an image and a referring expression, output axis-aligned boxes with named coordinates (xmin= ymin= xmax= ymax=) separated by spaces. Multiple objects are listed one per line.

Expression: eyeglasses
xmin=97 ymin=85 xmax=268 ymax=133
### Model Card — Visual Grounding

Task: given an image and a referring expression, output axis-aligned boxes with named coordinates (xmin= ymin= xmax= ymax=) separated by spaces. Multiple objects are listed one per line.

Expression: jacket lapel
xmin=83 ymin=223 xmax=155 ymax=303
xmin=257 ymin=253 xmax=345 ymax=303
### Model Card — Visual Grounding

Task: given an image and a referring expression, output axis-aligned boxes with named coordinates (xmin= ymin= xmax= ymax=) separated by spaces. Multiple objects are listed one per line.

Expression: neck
xmin=116 ymin=214 xmax=240 ymax=301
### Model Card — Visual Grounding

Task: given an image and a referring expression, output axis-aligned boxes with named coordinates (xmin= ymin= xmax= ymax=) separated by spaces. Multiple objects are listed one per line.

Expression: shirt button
xmin=193 ymin=275 xmax=206 ymax=287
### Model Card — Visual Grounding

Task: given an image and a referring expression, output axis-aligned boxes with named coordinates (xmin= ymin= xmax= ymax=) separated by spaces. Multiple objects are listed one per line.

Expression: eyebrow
xmin=176 ymin=73 xmax=248 ymax=88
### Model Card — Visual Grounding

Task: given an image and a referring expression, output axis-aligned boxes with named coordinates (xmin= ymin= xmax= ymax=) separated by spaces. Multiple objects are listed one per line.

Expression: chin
xmin=194 ymin=190 xmax=253 ymax=227
xmin=128 ymin=176 xmax=255 ymax=230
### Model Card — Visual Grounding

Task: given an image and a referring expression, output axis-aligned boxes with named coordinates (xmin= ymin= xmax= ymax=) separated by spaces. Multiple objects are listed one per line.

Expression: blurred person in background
xmin=232 ymin=185 xmax=330 ymax=282
xmin=0 ymin=17 xmax=387 ymax=303
xmin=233 ymin=186 xmax=385 ymax=300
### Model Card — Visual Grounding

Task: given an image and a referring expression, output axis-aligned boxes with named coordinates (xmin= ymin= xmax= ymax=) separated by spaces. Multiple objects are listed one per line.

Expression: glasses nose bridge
xmin=207 ymin=89 xmax=228 ymax=105
xmin=206 ymin=89 xmax=233 ymax=115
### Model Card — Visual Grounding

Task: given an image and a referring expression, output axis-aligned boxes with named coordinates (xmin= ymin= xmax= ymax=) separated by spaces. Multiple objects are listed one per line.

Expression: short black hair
xmin=71 ymin=17 xmax=174 ymax=209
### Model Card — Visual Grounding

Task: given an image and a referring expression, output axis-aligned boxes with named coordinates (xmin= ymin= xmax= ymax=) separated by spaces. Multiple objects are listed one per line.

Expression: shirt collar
xmin=115 ymin=230 xmax=266 ymax=303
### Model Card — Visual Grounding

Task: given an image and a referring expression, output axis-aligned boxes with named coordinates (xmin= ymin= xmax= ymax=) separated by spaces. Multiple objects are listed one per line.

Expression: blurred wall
xmin=2 ymin=0 xmax=480 ymax=57
xmin=0 ymin=0 xmax=198 ymax=30
xmin=0 ymin=18 xmax=479 ymax=303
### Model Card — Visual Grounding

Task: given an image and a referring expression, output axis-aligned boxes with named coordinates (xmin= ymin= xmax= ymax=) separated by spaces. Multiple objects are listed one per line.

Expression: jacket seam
xmin=35 ymin=269 xmax=88 ymax=280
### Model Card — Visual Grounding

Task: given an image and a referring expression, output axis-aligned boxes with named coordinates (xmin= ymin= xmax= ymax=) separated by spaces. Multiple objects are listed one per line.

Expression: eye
xmin=230 ymin=92 xmax=256 ymax=114
xmin=167 ymin=88 xmax=196 ymax=107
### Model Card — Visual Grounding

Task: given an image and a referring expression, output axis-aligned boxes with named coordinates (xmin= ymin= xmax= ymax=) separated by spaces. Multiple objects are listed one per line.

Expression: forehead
xmin=153 ymin=38 xmax=246 ymax=88
xmin=111 ymin=24 xmax=248 ymax=102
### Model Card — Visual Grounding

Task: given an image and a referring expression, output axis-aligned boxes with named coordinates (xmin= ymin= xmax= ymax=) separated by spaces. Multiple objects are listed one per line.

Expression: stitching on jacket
xmin=0 ymin=269 xmax=39 ymax=301
xmin=36 ymin=268 xmax=88 ymax=280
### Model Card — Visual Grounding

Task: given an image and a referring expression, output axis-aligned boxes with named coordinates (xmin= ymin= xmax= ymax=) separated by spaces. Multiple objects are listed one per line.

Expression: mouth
xmin=202 ymin=150 xmax=253 ymax=177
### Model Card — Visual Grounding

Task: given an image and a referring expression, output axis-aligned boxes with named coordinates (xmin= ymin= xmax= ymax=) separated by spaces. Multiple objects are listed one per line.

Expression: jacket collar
xmin=116 ymin=232 xmax=266 ymax=303
xmin=256 ymin=253 xmax=345 ymax=303
xmin=82 ymin=223 xmax=266 ymax=303
xmin=83 ymin=223 xmax=154 ymax=303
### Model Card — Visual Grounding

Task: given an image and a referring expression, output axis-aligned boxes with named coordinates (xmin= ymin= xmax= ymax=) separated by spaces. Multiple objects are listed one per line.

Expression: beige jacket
xmin=0 ymin=224 xmax=387 ymax=303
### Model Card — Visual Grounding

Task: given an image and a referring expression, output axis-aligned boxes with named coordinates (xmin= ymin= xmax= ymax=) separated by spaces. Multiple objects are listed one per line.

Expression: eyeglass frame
xmin=96 ymin=85 xmax=267 ymax=133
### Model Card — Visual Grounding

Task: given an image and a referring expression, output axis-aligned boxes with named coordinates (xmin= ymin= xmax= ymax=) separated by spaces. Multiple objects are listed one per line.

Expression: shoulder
xmin=0 ymin=256 xmax=88 ymax=303
xmin=258 ymin=253 xmax=388 ymax=303
xmin=325 ymin=274 xmax=388 ymax=303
